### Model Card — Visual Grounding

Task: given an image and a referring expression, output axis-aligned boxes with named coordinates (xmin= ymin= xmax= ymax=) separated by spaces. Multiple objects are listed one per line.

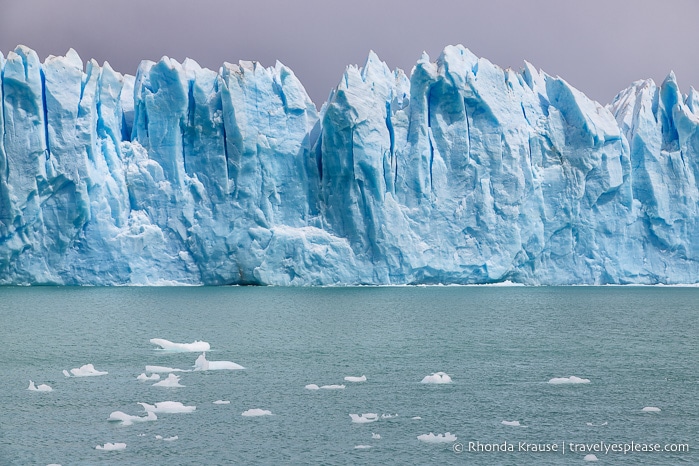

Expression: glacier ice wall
xmin=0 ymin=44 xmax=697 ymax=285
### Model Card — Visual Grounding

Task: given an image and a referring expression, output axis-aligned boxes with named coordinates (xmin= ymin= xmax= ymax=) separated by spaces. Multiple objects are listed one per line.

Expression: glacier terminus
xmin=0 ymin=45 xmax=698 ymax=285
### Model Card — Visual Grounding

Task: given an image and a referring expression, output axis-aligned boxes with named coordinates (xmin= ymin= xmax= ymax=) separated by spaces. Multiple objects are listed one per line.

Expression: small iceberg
xmin=417 ymin=432 xmax=457 ymax=443
xmin=584 ymin=454 xmax=599 ymax=462
xmin=108 ymin=411 xmax=157 ymax=426
xmin=193 ymin=353 xmax=244 ymax=371
xmin=372 ymin=433 xmax=381 ymax=439
xmin=241 ymin=409 xmax=273 ymax=417
xmin=642 ymin=406 xmax=661 ymax=412
xmin=586 ymin=421 xmax=608 ymax=427
xmin=152 ymin=374 xmax=184 ymax=388
xmin=354 ymin=445 xmax=372 ymax=449
xmin=27 ymin=381 xmax=52 ymax=392
xmin=150 ymin=338 xmax=210 ymax=352
xmin=548 ymin=376 xmax=590 ymax=385
xmin=349 ymin=413 xmax=378 ymax=424
xmin=412 ymin=416 xmax=422 ymax=420
xmin=344 ymin=375 xmax=366 ymax=382
xmin=138 ymin=401 xmax=196 ymax=414
xmin=95 ymin=442 xmax=126 ymax=451
xmin=213 ymin=400 xmax=230 ymax=405
xmin=145 ymin=365 xmax=189 ymax=373
xmin=155 ymin=435 xmax=178 ymax=441
xmin=320 ymin=384 xmax=345 ymax=390
xmin=137 ymin=373 xmax=161 ymax=381
xmin=63 ymin=364 xmax=108 ymax=377
xmin=421 ymin=372 xmax=452 ymax=384
xmin=305 ymin=384 xmax=320 ymax=390
xmin=501 ymin=420 xmax=525 ymax=427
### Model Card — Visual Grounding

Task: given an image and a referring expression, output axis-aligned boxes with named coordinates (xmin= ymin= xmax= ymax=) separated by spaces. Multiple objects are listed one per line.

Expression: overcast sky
xmin=1 ymin=0 xmax=697 ymax=106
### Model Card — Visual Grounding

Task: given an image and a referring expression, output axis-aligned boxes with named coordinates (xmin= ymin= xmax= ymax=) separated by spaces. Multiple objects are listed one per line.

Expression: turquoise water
xmin=0 ymin=286 xmax=697 ymax=465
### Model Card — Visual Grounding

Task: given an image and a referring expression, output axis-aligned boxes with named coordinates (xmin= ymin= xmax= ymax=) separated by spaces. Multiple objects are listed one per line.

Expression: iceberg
xmin=417 ymin=432 xmax=457 ymax=443
xmin=27 ymin=380 xmax=53 ymax=392
xmin=138 ymin=401 xmax=196 ymax=414
xmin=108 ymin=410 xmax=157 ymax=426
xmin=241 ymin=409 xmax=273 ymax=417
xmin=63 ymin=364 xmax=108 ymax=377
xmin=150 ymin=338 xmax=210 ymax=352
xmin=0 ymin=45 xmax=698 ymax=286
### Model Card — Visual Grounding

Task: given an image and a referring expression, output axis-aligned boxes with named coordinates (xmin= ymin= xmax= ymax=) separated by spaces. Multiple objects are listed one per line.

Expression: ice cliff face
xmin=0 ymin=44 xmax=697 ymax=285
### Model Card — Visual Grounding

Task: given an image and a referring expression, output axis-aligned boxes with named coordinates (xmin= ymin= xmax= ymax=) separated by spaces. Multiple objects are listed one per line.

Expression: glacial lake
xmin=0 ymin=286 xmax=696 ymax=465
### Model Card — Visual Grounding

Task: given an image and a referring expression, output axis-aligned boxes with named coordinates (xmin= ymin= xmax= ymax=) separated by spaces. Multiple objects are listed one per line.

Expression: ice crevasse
xmin=0 ymin=44 xmax=698 ymax=285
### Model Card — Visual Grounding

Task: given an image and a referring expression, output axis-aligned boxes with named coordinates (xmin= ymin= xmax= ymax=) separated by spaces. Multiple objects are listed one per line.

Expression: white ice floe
xmin=350 ymin=413 xmax=378 ymax=424
xmin=421 ymin=372 xmax=452 ymax=384
xmin=501 ymin=420 xmax=526 ymax=427
xmin=145 ymin=365 xmax=189 ymax=373
xmin=27 ymin=381 xmax=53 ymax=392
xmin=320 ymin=384 xmax=345 ymax=390
xmin=417 ymin=432 xmax=457 ymax=443
xmin=548 ymin=376 xmax=590 ymax=385
xmin=586 ymin=422 xmax=608 ymax=426
xmin=372 ymin=433 xmax=381 ymax=439
xmin=642 ymin=406 xmax=661 ymax=412
xmin=155 ymin=435 xmax=178 ymax=441
xmin=62 ymin=364 xmax=108 ymax=377
xmin=95 ymin=442 xmax=126 ymax=451
xmin=150 ymin=338 xmax=210 ymax=352
xmin=412 ymin=416 xmax=422 ymax=420
xmin=584 ymin=454 xmax=599 ymax=461
xmin=138 ymin=401 xmax=196 ymax=414
xmin=137 ymin=373 xmax=161 ymax=381
xmin=344 ymin=375 xmax=366 ymax=382
xmin=108 ymin=411 xmax=157 ymax=426
xmin=152 ymin=374 xmax=184 ymax=388
xmin=213 ymin=400 xmax=230 ymax=405
xmin=193 ymin=353 xmax=244 ymax=371
xmin=354 ymin=445 xmax=372 ymax=449
xmin=381 ymin=414 xmax=398 ymax=419
xmin=241 ymin=409 xmax=273 ymax=417
xmin=305 ymin=384 xmax=320 ymax=390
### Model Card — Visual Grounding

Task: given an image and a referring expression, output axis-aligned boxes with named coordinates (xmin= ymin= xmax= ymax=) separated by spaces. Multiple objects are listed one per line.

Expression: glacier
xmin=0 ymin=44 xmax=698 ymax=285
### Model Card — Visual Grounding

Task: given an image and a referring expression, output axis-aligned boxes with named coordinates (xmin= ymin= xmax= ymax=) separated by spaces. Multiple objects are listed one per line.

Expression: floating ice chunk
xmin=27 ymin=381 xmax=53 ymax=392
xmin=412 ymin=416 xmax=422 ymax=420
xmin=584 ymin=454 xmax=599 ymax=461
xmin=155 ymin=435 xmax=178 ymax=441
xmin=344 ymin=375 xmax=366 ymax=382
xmin=417 ymin=432 xmax=457 ymax=443
xmin=137 ymin=373 xmax=160 ymax=381
xmin=350 ymin=413 xmax=378 ymax=424
xmin=381 ymin=414 xmax=398 ymax=419
xmin=138 ymin=401 xmax=196 ymax=414
xmin=152 ymin=374 xmax=184 ymax=388
xmin=501 ymin=420 xmax=526 ymax=427
xmin=586 ymin=421 xmax=608 ymax=426
xmin=108 ymin=410 xmax=157 ymax=426
xmin=421 ymin=372 xmax=452 ymax=384
xmin=305 ymin=384 xmax=320 ymax=390
xmin=213 ymin=400 xmax=230 ymax=404
xmin=548 ymin=376 xmax=590 ymax=385
xmin=642 ymin=407 xmax=661 ymax=412
xmin=372 ymin=433 xmax=381 ymax=439
xmin=354 ymin=445 xmax=372 ymax=449
xmin=145 ymin=365 xmax=189 ymax=373
xmin=320 ymin=384 xmax=345 ymax=390
xmin=95 ymin=442 xmax=126 ymax=451
xmin=241 ymin=409 xmax=273 ymax=417
xmin=63 ymin=364 xmax=108 ymax=377
xmin=193 ymin=353 xmax=244 ymax=371
xmin=150 ymin=338 xmax=210 ymax=352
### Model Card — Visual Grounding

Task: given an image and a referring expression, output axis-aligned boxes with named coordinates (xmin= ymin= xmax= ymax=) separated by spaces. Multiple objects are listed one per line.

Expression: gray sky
xmin=1 ymin=0 xmax=697 ymax=106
